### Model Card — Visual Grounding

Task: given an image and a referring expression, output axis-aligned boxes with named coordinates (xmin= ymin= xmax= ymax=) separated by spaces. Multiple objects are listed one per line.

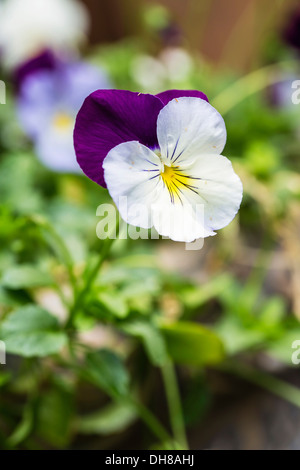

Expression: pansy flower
xmin=14 ymin=49 xmax=57 ymax=91
xmin=74 ymin=90 xmax=243 ymax=242
xmin=17 ymin=54 xmax=111 ymax=173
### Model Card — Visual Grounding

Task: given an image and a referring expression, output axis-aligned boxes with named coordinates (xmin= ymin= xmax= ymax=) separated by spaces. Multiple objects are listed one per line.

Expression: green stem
xmin=132 ymin=399 xmax=173 ymax=446
xmin=70 ymin=349 xmax=172 ymax=446
xmin=66 ymin=229 xmax=118 ymax=329
xmin=31 ymin=215 xmax=77 ymax=296
xmin=212 ymin=60 xmax=299 ymax=115
xmin=161 ymin=361 xmax=189 ymax=450
xmin=222 ymin=360 xmax=300 ymax=408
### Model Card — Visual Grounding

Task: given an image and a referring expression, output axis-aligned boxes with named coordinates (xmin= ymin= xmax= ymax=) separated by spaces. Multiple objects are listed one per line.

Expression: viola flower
xmin=17 ymin=57 xmax=111 ymax=173
xmin=131 ymin=48 xmax=193 ymax=92
xmin=74 ymin=90 xmax=243 ymax=242
xmin=0 ymin=0 xmax=88 ymax=69
xmin=14 ymin=49 xmax=57 ymax=91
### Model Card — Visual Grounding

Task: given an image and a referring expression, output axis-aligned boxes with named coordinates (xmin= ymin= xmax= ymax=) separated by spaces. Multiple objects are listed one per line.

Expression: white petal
xmin=157 ymin=97 xmax=226 ymax=165
xmin=103 ymin=141 xmax=163 ymax=229
xmin=180 ymin=154 xmax=243 ymax=231
xmin=151 ymin=186 xmax=216 ymax=242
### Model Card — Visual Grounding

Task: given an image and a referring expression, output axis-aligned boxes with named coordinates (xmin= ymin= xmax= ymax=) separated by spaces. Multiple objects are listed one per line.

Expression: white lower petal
xmin=103 ymin=141 xmax=163 ymax=229
xmin=151 ymin=186 xmax=216 ymax=242
xmin=180 ymin=154 xmax=243 ymax=231
xmin=103 ymin=140 xmax=242 ymax=242
xmin=157 ymin=97 xmax=227 ymax=165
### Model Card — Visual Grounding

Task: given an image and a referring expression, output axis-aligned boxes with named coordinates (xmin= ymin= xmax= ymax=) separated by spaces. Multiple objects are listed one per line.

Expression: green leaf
xmin=0 ymin=372 xmax=11 ymax=388
xmin=2 ymin=265 xmax=53 ymax=290
xmin=78 ymin=401 xmax=137 ymax=435
xmin=36 ymin=386 xmax=74 ymax=448
xmin=259 ymin=297 xmax=286 ymax=328
xmin=7 ymin=401 xmax=35 ymax=448
xmin=123 ymin=321 xmax=168 ymax=366
xmin=267 ymin=328 xmax=300 ymax=365
xmin=215 ymin=316 xmax=265 ymax=355
xmin=81 ymin=349 xmax=129 ymax=398
xmin=179 ymin=275 xmax=232 ymax=311
xmin=160 ymin=321 xmax=225 ymax=366
xmin=0 ymin=285 xmax=29 ymax=309
xmin=96 ymin=291 xmax=129 ymax=318
xmin=183 ymin=373 xmax=211 ymax=426
xmin=0 ymin=305 xmax=67 ymax=357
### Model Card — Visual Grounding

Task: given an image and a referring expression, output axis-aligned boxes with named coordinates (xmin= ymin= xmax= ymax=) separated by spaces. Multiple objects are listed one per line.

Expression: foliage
xmin=1 ymin=7 xmax=300 ymax=450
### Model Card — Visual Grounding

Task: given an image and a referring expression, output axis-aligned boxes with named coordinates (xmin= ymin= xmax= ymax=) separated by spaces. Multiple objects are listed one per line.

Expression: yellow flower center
xmin=160 ymin=164 xmax=198 ymax=203
xmin=53 ymin=112 xmax=73 ymax=132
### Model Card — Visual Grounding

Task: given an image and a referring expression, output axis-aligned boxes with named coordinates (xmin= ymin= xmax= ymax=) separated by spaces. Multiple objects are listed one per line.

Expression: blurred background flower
xmin=283 ymin=5 xmax=300 ymax=53
xmin=17 ymin=53 xmax=111 ymax=172
xmin=131 ymin=48 xmax=193 ymax=92
xmin=0 ymin=0 xmax=89 ymax=69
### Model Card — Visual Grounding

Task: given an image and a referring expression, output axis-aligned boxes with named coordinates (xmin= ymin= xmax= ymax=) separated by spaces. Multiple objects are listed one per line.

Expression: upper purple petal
xmin=14 ymin=49 xmax=57 ymax=91
xmin=156 ymin=89 xmax=209 ymax=105
xmin=74 ymin=90 xmax=164 ymax=187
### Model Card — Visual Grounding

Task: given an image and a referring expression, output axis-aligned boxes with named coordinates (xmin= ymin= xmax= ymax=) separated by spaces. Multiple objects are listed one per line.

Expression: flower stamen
xmin=53 ymin=112 xmax=73 ymax=132
xmin=160 ymin=164 xmax=199 ymax=203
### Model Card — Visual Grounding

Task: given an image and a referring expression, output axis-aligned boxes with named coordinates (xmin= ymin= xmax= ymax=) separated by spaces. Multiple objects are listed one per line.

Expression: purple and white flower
xmin=17 ymin=55 xmax=111 ymax=173
xmin=74 ymin=90 xmax=243 ymax=242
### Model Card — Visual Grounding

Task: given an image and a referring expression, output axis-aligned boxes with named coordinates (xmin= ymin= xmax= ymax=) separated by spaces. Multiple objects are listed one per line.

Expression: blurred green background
xmin=1 ymin=0 xmax=300 ymax=450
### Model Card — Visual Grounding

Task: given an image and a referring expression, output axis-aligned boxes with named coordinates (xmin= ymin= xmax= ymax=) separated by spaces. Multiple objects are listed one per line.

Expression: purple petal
xmin=60 ymin=62 xmax=111 ymax=111
xmin=74 ymin=90 xmax=163 ymax=187
xmin=156 ymin=89 xmax=209 ymax=105
xmin=17 ymin=60 xmax=109 ymax=139
xmin=14 ymin=49 xmax=57 ymax=91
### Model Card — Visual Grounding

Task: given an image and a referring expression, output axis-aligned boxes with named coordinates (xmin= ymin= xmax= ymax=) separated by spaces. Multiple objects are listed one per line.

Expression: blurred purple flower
xmin=270 ymin=75 xmax=299 ymax=109
xmin=14 ymin=49 xmax=56 ymax=91
xmin=283 ymin=7 xmax=300 ymax=52
xmin=160 ymin=22 xmax=183 ymax=47
xmin=17 ymin=55 xmax=111 ymax=173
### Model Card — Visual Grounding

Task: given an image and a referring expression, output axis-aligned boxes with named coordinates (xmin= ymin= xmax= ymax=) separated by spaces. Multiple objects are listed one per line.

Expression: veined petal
xmin=157 ymin=97 xmax=227 ymax=165
xmin=103 ymin=141 xmax=163 ymax=229
xmin=179 ymin=154 xmax=243 ymax=231
xmin=74 ymin=90 xmax=164 ymax=187
xmin=156 ymin=89 xmax=208 ymax=106
xmin=152 ymin=186 xmax=216 ymax=242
